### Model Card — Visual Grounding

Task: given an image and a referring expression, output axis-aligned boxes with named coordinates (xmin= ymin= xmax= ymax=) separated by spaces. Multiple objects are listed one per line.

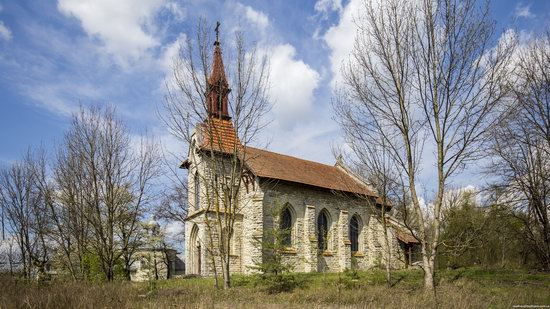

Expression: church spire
xmin=207 ymin=21 xmax=231 ymax=120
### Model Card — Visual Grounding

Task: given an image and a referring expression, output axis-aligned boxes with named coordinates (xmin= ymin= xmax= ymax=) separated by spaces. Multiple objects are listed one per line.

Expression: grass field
xmin=1 ymin=268 xmax=549 ymax=308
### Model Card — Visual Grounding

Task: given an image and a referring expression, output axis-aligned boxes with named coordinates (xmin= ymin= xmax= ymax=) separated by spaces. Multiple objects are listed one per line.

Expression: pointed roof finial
xmin=336 ymin=154 xmax=344 ymax=167
xmin=215 ymin=21 xmax=221 ymax=45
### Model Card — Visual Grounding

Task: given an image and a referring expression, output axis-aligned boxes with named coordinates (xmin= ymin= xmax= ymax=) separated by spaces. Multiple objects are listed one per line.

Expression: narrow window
xmin=217 ymin=96 xmax=223 ymax=114
xmin=350 ymin=215 xmax=360 ymax=252
xmin=216 ymin=81 xmax=223 ymax=113
xmin=194 ymin=172 xmax=200 ymax=209
xmin=317 ymin=211 xmax=329 ymax=251
xmin=280 ymin=207 xmax=292 ymax=246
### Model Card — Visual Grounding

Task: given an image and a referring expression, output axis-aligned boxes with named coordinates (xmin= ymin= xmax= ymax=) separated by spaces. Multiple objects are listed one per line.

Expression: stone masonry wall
xmin=260 ymin=180 xmax=405 ymax=273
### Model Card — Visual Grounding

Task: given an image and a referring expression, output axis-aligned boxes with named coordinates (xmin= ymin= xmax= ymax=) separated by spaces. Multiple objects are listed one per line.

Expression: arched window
xmin=317 ymin=210 xmax=330 ymax=251
xmin=349 ymin=215 xmax=360 ymax=252
xmin=194 ymin=172 xmax=200 ymax=209
xmin=280 ymin=207 xmax=292 ymax=246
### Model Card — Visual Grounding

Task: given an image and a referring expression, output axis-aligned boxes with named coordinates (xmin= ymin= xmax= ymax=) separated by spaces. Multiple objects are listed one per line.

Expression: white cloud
xmin=268 ymin=44 xmax=320 ymax=129
xmin=164 ymin=1 xmax=185 ymax=22
xmin=323 ymin=0 xmax=362 ymax=89
xmin=160 ymin=33 xmax=186 ymax=74
xmin=57 ymin=0 xmax=167 ymax=65
xmin=264 ymin=118 xmax=339 ymax=163
xmin=0 ymin=21 xmax=12 ymax=41
xmin=22 ymin=82 xmax=102 ymax=116
xmin=314 ymin=0 xmax=343 ymax=15
xmin=236 ymin=3 xmax=269 ymax=30
xmin=515 ymin=3 xmax=535 ymax=19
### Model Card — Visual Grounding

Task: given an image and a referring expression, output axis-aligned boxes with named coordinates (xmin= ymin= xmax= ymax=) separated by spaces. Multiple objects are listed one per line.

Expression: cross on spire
xmin=215 ymin=21 xmax=221 ymax=44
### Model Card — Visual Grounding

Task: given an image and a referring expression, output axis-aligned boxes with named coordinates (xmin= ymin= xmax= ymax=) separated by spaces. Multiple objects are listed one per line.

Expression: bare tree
xmin=335 ymin=0 xmax=514 ymax=294
xmin=44 ymin=134 xmax=96 ymax=279
xmin=50 ymin=133 xmax=93 ymax=279
xmin=488 ymin=31 xmax=550 ymax=269
xmin=162 ymin=20 xmax=269 ymax=289
xmin=54 ymin=106 xmax=159 ymax=281
xmin=0 ymin=149 xmax=51 ymax=279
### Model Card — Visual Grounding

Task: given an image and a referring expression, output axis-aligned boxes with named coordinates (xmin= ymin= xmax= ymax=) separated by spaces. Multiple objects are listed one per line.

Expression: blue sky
xmin=0 ymin=0 xmax=549 ymax=192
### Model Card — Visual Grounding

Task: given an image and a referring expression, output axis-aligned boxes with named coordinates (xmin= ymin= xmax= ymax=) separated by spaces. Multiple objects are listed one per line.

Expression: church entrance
xmin=189 ymin=224 xmax=201 ymax=275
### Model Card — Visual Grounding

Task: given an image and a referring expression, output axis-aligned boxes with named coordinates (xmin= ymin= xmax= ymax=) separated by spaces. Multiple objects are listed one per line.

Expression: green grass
xmin=1 ymin=268 xmax=549 ymax=308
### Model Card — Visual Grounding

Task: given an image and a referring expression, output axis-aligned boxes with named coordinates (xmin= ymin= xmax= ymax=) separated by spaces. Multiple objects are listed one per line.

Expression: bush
xmin=81 ymin=253 xmax=127 ymax=281
xmin=232 ymin=271 xmax=307 ymax=293
xmin=257 ymin=272 xmax=304 ymax=294
xmin=340 ymin=268 xmax=360 ymax=289
xmin=231 ymin=274 xmax=256 ymax=287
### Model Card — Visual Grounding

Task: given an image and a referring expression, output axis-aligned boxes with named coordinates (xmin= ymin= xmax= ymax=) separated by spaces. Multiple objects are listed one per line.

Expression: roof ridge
xmin=246 ymin=146 xmax=338 ymax=170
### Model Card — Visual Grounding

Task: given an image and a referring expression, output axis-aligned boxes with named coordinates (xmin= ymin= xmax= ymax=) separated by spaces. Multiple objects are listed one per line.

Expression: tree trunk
xmin=382 ymin=220 xmax=392 ymax=287
xmin=106 ymin=264 xmax=114 ymax=281
xmin=223 ymin=259 xmax=231 ymax=289
xmin=385 ymin=260 xmax=391 ymax=288
xmin=422 ymin=245 xmax=435 ymax=292
xmin=125 ymin=260 xmax=132 ymax=281
xmin=213 ymin=273 xmax=219 ymax=289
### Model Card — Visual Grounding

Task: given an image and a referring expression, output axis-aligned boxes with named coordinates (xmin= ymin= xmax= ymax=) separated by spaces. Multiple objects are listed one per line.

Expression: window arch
xmin=349 ymin=215 xmax=362 ymax=253
xmin=317 ymin=210 xmax=330 ymax=251
xmin=194 ymin=172 xmax=200 ymax=209
xmin=280 ymin=206 xmax=293 ymax=247
xmin=189 ymin=224 xmax=201 ymax=274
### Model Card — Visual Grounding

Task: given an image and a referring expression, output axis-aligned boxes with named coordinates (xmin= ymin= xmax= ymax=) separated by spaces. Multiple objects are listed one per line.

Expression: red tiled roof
xmin=243 ymin=147 xmax=377 ymax=197
xmin=395 ymin=229 xmax=419 ymax=244
xmin=199 ymin=118 xmax=241 ymax=153
xmin=386 ymin=219 xmax=419 ymax=244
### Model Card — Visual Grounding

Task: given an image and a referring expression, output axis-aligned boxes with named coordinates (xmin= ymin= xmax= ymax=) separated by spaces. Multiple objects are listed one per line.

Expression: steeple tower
xmin=207 ymin=21 xmax=231 ymax=120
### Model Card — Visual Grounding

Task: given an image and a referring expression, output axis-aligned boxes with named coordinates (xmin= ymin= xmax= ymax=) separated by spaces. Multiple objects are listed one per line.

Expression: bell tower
xmin=207 ymin=21 xmax=231 ymax=120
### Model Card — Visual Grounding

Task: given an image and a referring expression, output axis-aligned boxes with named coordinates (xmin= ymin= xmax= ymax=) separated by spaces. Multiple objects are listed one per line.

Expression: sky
xmin=0 ymin=0 xmax=549 ymax=197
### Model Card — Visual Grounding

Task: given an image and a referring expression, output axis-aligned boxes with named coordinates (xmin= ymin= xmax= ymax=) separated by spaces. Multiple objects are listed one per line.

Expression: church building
xmin=182 ymin=29 xmax=418 ymax=276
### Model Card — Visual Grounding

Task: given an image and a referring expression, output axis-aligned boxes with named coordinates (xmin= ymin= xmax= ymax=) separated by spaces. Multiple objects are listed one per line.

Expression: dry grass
xmin=1 ymin=268 xmax=549 ymax=308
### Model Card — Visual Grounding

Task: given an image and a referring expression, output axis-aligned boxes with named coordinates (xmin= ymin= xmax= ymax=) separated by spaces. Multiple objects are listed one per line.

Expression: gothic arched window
xmin=280 ymin=207 xmax=292 ymax=246
xmin=194 ymin=172 xmax=200 ymax=209
xmin=317 ymin=210 xmax=330 ymax=251
xmin=350 ymin=215 xmax=360 ymax=252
